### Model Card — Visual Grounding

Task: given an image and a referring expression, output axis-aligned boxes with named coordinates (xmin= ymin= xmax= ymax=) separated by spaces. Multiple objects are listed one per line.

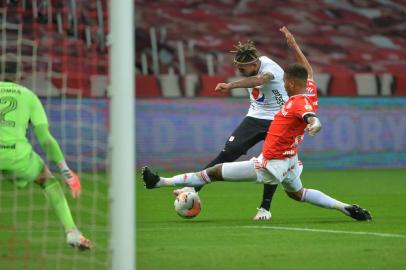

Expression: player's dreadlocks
xmin=231 ymin=40 xmax=259 ymax=65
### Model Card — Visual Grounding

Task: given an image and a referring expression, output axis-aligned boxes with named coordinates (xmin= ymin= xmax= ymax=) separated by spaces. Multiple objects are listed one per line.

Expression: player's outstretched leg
xmin=143 ymin=161 xmax=257 ymax=190
xmin=142 ymin=166 xmax=213 ymax=189
xmin=287 ymin=188 xmax=372 ymax=222
xmin=36 ymin=166 xmax=92 ymax=250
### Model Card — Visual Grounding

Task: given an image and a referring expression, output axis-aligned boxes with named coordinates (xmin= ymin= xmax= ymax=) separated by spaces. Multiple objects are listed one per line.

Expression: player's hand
xmin=215 ymin=83 xmax=231 ymax=92
xmin=62 ymin=170 xmax=81 ymax=198
xmin=305 ymin=123 xmax=322 ymax=136
xmin=280 ymin=26 xmax=297 ymax=49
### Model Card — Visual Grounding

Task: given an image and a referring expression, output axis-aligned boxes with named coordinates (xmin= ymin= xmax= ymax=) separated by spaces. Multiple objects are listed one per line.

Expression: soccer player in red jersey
xmin=142 ymin=30 xmax=372 ymax=220
xmin=174 ymin=39 xmax=288 ymax=221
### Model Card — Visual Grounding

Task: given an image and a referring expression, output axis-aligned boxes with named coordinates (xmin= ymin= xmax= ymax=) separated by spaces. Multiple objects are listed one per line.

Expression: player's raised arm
xmin=215 ymin=40 xmax=276 ymax=92
xmin=280 ymin=26 xmax=314 ymax=81
xmin=215 ymin=72 xmax=274 ymax=92
xmin=30 ymin=95 xmax=81 ymax=198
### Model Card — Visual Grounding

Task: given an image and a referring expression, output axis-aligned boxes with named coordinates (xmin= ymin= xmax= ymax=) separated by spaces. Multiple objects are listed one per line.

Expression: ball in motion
xmin=174 ymin=191 xmax=201 ymax=218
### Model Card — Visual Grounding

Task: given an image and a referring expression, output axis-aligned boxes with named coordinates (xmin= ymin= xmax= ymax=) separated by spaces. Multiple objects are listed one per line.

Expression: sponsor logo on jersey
xmin=305 ymin=104 xmax=312 ymax=111
xmin=283 ymin=150 xmax=295 ymax=156
xmin=0 ymin=89 xmax=21 ymax=95
xmin=272 ymin=89 xmax=285 ymax=106
xmin=0 ymin=144 xmax=15 ymax=149
xmin=251 ymin=88 xmax=265 ymax=102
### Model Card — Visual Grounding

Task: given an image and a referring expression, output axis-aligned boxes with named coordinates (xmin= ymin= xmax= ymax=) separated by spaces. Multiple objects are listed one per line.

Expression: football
xmin=174 ymin=191 xmax=201 ymax=218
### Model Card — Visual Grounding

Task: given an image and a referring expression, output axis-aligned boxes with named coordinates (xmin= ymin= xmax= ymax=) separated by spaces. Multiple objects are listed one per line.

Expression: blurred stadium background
xmin=135 ymin=0 xmax=406 ymax=170
xmin=0 ymin=0 xmax=405 ymax=269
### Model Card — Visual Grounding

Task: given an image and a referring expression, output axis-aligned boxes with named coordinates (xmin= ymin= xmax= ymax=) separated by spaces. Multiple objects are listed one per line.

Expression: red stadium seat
xmin=394 ymin=75 xmax=406 ymax=96
xmin=199 ymin=75 xmax=230 ymax=97
xmin=329 ymin=74 xmax=357 ymax=96
xmin=136 ymin=75 xmax=161 ymax=97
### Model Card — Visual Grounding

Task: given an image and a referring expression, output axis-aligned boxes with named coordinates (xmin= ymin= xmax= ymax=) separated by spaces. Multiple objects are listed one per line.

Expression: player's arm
xmin=280 ymin=26 xmax=314 ymax=81
xmin=30 ymin=95 xmax=81 ymax=198
xmin=215 ymin=72 xmax=274 ymax=92
xmin=303 ymin=114 xmax=322 ymax=136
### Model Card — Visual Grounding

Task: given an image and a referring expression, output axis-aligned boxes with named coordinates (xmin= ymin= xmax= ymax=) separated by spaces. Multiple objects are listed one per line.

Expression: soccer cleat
xmin=344 ymin=204 xmax=372 ymax=221
xmin=253 ymin=207 xmax=272 ymax=221
xmin=141 ymin=166 xmax=160 ymax=189
xmin=173 ymin=187 xmax=197 ymax=196
xmin=66 ymin=229 xmax=92 ymax=251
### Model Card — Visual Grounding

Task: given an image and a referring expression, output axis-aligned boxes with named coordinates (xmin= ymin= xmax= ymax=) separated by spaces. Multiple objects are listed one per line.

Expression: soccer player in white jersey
xmin=174 ymin=40 xmax=288 ymax=220
xmin=142 ymin=60 xmax=372 ymax=222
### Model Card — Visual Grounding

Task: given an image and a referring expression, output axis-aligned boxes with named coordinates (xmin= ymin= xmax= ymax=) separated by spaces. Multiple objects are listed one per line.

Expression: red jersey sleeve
xmin=306 ymin=79 xmax=318 ymax=110
xmin=291 ymin=96 xmax=316 ymax=120
xmin=306 ymin=79 xmax=317 ymax=95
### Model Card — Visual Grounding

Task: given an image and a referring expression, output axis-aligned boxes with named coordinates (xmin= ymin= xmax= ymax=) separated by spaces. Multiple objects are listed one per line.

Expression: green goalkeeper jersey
xmin=0 ymin=82 xmax=48 ymax=168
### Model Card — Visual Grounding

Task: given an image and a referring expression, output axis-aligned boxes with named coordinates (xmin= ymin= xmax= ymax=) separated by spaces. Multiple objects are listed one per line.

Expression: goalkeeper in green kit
xmin=0 ymin=81 xmax=91 ymax=250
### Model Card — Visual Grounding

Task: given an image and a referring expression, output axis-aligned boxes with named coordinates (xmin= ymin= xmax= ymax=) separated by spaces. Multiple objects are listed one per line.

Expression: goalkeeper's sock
xmin=301 ymin=188 xmax=349 ymax=214
xmin=43 ymin=179 xmax=76 ymax=230
xmin=156 ymin=170 xmax=211 ymax=187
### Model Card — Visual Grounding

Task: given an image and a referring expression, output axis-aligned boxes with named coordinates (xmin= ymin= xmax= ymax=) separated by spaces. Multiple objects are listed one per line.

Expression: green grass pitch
xmin=1 ymin=169 xmax=406 ymax=269
xmin=137 ymin=169 xmax=406 ymax=270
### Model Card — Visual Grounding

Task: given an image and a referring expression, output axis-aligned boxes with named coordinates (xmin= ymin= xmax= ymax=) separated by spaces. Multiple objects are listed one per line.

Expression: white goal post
xmin=109 ymin=0 xmax=135 ymax=270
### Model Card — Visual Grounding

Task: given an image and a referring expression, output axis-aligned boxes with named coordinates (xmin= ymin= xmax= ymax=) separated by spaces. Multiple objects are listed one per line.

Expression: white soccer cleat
xmin=173 ymin=187 xmax=196 ymax=196
xmin=66 ymin=228 xmax=92 ymax=251
xmin=253 ymin=207 xmax=272 ymax=221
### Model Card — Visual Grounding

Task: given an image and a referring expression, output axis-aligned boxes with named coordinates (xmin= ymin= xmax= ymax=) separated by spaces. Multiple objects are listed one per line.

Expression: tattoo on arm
xmin=258 ymin=72 xmax=274 ymax=83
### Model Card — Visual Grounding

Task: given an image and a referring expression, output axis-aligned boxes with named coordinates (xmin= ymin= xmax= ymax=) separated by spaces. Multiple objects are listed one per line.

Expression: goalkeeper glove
xmin=62 ymin=169 xmax=81 ymax=198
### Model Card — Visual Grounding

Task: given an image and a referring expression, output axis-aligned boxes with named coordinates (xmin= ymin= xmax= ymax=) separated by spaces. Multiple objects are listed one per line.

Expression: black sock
xmin=260 ymin=184 xmax=278 ymax=211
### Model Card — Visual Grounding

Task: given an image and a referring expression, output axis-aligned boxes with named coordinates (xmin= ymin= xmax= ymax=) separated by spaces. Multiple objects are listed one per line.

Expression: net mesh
xmin=0 ymin=1 xmax=110 ymax=269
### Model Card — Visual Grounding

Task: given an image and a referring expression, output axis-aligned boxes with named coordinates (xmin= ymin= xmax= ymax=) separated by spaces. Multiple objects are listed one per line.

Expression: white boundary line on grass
xmin=137 ymin=226 xmax=406 ymax=239
xmin=239 ymin=226 xmax=406 ymax=239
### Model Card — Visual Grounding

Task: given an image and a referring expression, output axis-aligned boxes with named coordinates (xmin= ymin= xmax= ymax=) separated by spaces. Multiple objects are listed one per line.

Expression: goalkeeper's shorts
xmin=0 ymin=151 xmax=44 ymax=188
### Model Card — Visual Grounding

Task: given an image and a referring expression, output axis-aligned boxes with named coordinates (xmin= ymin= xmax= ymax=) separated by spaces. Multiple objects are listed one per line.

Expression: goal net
xmin=0 ymin=1 xmax=110 ymax=269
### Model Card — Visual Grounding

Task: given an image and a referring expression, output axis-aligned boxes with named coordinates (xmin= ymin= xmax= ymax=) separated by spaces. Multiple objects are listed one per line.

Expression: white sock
xmin=156 ymin=170 xmax=211 ymax=187
xmin=301 ymin=188 xmax=349 ymax=214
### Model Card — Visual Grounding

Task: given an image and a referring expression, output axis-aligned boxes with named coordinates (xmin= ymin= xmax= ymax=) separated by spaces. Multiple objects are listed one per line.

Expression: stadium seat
xmin=329 ymin=74 xmax=357 ymax=96
xmin=313 ymin=73 xmax=331 ymax=96
xmin=379 ymin=74 xmax=394 ymax=96
xmin=22 ymin=72 xmax=61 ymax=97
xmin=394 ymin=75 xmax=406 ymax=96
xmin=159 ymin=74 xmax=182 ymax=97
xmin=182 ymin=74 xmax=199 ymax=97
xmin=199 ymin=75 xmax=230 ymax=97
xmin=136 ymin=75 xmax=161 ymax=97
xmin=90 ymin=74 xmax=108 ymax=97
xmin=354 ymin=74 xmax=378 ymax=96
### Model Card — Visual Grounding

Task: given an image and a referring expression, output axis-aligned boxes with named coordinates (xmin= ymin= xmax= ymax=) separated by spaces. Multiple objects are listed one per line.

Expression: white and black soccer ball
xmin=174 ymin=191 xmax=201 ymax=218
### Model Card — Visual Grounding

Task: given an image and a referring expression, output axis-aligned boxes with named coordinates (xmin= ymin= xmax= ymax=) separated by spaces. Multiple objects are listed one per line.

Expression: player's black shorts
xmin=224 ymin=116 xmax=272 ymax=155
